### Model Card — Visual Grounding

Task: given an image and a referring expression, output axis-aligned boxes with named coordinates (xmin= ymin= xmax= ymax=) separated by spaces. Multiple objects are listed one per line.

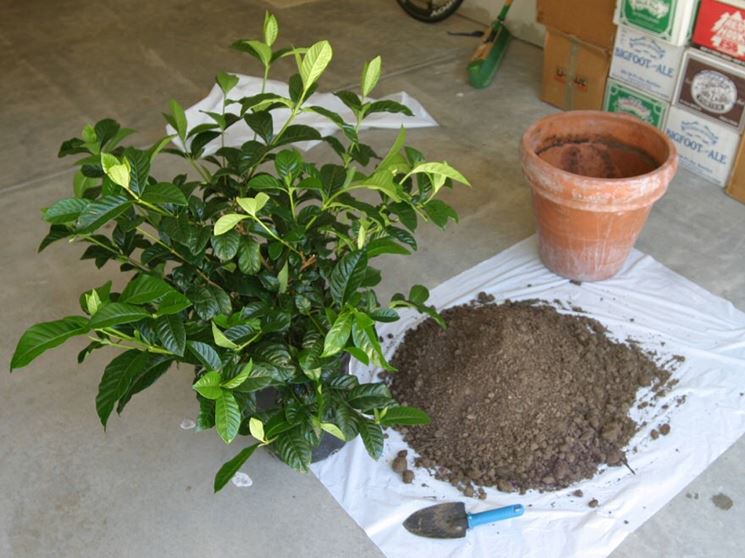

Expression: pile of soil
xmin=387 ymin=297 xmax=677 ymax=495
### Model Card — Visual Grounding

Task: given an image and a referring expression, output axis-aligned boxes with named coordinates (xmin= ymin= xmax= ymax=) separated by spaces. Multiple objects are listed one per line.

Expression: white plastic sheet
xmin=311 ymin=235 xmax=745 ymax=558
xmin=168 ymin=75 xmax=438 ymax=156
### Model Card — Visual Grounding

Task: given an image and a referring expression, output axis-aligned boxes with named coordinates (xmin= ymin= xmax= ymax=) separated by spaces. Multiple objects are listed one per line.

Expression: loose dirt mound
xmin=387 ymin=298 xmax=677 ymax=495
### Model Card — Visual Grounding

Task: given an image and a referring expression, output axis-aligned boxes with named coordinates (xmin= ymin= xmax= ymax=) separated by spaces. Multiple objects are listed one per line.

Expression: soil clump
xmin=387 ymin=299 xmax=677 ymax=495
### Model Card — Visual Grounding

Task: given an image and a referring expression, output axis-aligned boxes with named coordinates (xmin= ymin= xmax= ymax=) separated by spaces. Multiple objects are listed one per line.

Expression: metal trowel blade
xmin=403 ymin=502 xmax=469 ymax=539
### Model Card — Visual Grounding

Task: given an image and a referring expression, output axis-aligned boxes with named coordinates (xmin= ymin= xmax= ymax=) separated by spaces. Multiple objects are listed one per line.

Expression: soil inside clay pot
xmin=386 ymin=297 xmax=680 ymax=495
xmin=537 ymin=137 xmax=659 ymax=178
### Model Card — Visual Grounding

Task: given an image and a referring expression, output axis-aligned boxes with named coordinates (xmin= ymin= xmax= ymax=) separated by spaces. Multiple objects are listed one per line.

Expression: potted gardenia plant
xmin=9 ymin=13 xmax=469 ymax=491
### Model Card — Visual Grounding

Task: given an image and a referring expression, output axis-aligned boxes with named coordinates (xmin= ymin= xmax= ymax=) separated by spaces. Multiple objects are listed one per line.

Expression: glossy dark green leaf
xmin=156 ymin=291 xmax=192 ymax=315
xmin=187 ymin=341 xmax=222 ymax=371
xmin=409 ymin=284 xmax=430 ymax=305
xmin=10 ymin=316 xmax=89 ymax=370
xmin=274 ymin=430 xmax=311 ymax=472
xmin=214 ymin=443 xmax=260 ymax=492
xmin=329 ymin=251 xmax=368 ymax=306
xmin=211 ymin=230 xmax=241 ymax=261
xmin=366 ymin=238 xmax=410 ymax=257
xmin=96 ymin=350 xmax=150 ymax=427
xmin=116 ymin=356 xmax=172 ymax=414
xmin=140 ymin=183 xmax=188 ymax=206
xmin=346 ymin=383 xmax=393 ymax=412
xmin=357 ymin=416 xmax=384 ymax=460
xmin=365 ymin=99 xmax=414 ymax=117
xmin=88 ymin=303 xmax=150 ymax=329
xmin=120 ymin=274 xmax=175 ymax=304
xmin=423 ymin=199 xmax=458 ymax=228
xmin=215 ymin=391 xmax=241 ymax=443
xmin=273 ymin=125 xmax=322 ymax=148
xmin=334 ymin=90 xmax=362 ymax=112
xmin=187 ymin=286 xmax=220 ymax=320
xmin=43 ymin=198 xmax=90 ymax=224
xmin=244 ymin=111 xmax=273 ymax=143
xmin=238 ymin=238 xmax=262 ymax=275
xmin=77 ymin=195 xmax=132 ymax=233
xmin=335 ymin=405 xmax=359 ymax=441
xmin=38 ymin=225 xmax=73 ymax=252
xmin=155 ymin=314 xmax=186 ymax=356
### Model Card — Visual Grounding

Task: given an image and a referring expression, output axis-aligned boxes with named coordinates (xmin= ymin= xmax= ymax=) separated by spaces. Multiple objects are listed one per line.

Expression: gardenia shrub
xmin=10 ymin=13 xmax=469 ymax=491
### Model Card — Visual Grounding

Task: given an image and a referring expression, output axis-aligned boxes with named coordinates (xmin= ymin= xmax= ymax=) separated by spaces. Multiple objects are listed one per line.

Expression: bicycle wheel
xmin=396 ymin=0 xmax=465 ymax=23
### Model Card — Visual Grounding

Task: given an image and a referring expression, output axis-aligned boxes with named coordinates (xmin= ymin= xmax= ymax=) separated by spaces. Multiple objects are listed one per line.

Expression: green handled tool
xmin=403 ymin=502 xmax=525 ymax=539
xmin=467 ymin=0 xmax=514 ymax=89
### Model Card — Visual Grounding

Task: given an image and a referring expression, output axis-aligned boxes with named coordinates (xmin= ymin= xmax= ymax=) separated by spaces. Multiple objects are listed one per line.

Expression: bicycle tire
xmin=396 ymin=0 xmax=465 ymax=23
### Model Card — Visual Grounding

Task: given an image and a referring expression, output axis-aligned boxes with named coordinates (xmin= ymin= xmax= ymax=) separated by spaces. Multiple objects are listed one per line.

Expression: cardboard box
xmin=541 ymin=28 xmax=611 ymax=111
xmin=726 ymin=138 xmax=745 ymax=202
xmin=665 ymin=105 xmax=741 ymax=185
xmin=674 ymin=48 xmax=745 ymax=131
xmin=693 ymin=0 xmax=745 ymax=64
xmin=604 ymin=78 xmax=669 ymax=127
xmin=610 ymin=25 xmax=685 ymax=100
xmin=537 ymin=0 xmax=617 ymax=50
xmin=617 ymin=0 xmax=700 ymax=45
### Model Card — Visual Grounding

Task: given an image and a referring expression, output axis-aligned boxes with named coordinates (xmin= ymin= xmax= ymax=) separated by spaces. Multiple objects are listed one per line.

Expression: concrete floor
xmin=1 ymin=1 xmax=743 ymax=556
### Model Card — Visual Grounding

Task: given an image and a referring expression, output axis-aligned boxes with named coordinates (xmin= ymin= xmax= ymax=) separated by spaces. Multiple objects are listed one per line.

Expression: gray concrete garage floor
xmin=1 ymin=1 xmax=743 ymax=556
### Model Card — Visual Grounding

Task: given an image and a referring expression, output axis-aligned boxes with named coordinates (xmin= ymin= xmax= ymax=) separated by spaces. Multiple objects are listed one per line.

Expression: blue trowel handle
xmin=467 ymin=504 xmax=525 ymax=529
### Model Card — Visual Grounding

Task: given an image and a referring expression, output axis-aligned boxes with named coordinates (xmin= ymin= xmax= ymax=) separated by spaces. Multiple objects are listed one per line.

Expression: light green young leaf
xmin=249 ymin=417 xmax=265 ymax=442
xmin=169 ymin=99 xmax=188 ymax=139
xmin=101 ymin=153 xmax=131 ymax=190
xmin=212 ymin=322 xmax=239 ymax=350
xmin=405 ymin=161 xmax=470 ymax=198
xmin=264 ymin=12 xmax=279 ymax=46
xmin=85 ymin=289 xmax=102 ymax=316
xmin=248 ymin=40 xmax=272 ymax=66
xmin=214 ymin=213 xmax=249 ymax=235
xmin=361 ymin=55 xmax=382 ymax=97
xmin=321 ymin=422 xmax=346 ymax=441
xmin=300 ymin=40 xmax=333 ymax=92
xmin=322 ymin=311 xmax=352 ymax=357
xmin=216 ymin=71 xmax=240 ymax=95
xmin=193 ymin=371 xmax=223 ymax=400
xmin=278 ymin=261 xmax=288 ymax=294
xmin=237 ymin=193 xmax=269 ymax=216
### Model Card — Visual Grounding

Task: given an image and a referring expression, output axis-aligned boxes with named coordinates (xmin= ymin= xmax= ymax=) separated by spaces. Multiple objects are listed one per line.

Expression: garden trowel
xmin=403 ymin=502 xmax=524 ymax=539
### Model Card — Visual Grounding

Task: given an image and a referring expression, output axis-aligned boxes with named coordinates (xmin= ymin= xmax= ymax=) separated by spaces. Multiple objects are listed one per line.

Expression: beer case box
xmin=617 ymin=0 xmax=700 ymax=45
xmin=726 ymin=138 xmax=745 ymax=203
xmin=674 ymin=48 xmax=745 ymax=131
xmin=664 ymin=105 xmax=741 ymax=186
xmin=610 ymin=25 xmax=685 ymax=100
xmin=604 ymin=78 xmax=669 ymax=128
xmin=537 ymin=0 xmax=617 ymax=50
xmin=541 ymin=28 xmax=611 ymax=111
xmin=693 ymin=0 xmax=745 ymax=64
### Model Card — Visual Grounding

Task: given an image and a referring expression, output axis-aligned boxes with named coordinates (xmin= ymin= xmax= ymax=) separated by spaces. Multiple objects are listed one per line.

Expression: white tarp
xmin=168 ymin=75 xmax=438 ymax=155
xmin=311 ymin=235 xmax=745 ymax=558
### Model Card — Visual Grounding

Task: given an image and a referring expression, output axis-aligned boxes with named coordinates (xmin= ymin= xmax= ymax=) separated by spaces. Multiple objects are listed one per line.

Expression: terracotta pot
xmin=520 ymin=111 xmax=677 ymax=281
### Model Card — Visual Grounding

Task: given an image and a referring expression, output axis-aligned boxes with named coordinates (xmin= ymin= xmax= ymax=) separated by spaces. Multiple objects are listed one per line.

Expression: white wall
xmin=458 ymin=0 xmax=546 ymax=47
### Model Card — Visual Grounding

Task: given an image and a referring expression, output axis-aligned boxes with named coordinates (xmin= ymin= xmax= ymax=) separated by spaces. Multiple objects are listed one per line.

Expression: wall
xmin=458 ymin=0 xmax=545 ymax=47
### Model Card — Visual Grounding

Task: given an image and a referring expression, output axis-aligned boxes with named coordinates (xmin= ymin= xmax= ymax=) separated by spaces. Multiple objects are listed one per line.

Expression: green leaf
xmin=77 ymin=195 xmax=132 ymax=233
xmin=214 ymin=213 xmax=248 ymax=236
xmin=169 ymin=99 xmax=188 ymax=139
xmin=347 ymin=383 xmax=393 ymax=412
xmin=335 ymin=405 xmax=359 ymax=440
xmin=43 ymin=198 xmax=90 ymax=224
xmin=249 ymin=417 xmax=265 ymax=442
xmin=357 ymin=417 xmax=384 ymax=460
xmin=96 ymin=350 xmax=150 ymax=428
xmin=187 ymin=341 xmax=222 ymax=371
xmin=120 ymin=274 xmax=175 ymax=304
xmin=73 ymin=171 xmax=97 ymax=198
xmin=263 ymin=12 xmax=278 ymax=46
xmin=116 ymin=356 xmax=172 ymax=414
xmin=216 ymin=71 xmax=240 ymax=95
xmin=244 ymin=39 xmax=272 ymax=66
xmin=88 ymin=303 xmax=150 ymax=329
xmin=211 ymin=230 xmax=241 ymax=261
xmin=213 ymin=443 xmax=260 ymax=492
xmin=300 ymin=40 xmax=333 ymax=92
xmin=366 ymin=99 xmax=414 ymax=117
xmin=247 ymin=174 xmax=283 ymax=191
xmin=272 ymin=125 xmax=322 ymax=148
xmin=244 ymin=112 xmax=273 ymax=143
xmin=101 ymin=152 xmax=131 ymax=190
xmin=238 ymin=238 xmax=262 ymax=275
xmin=222 ymin=360 xmax=253 ymax=389
xmin=10 ymin=316 xmax=89 ymax=370
xmin=321 ymin=422 xmax=346 ymax=441
xmin=409 ymin=284 xmax=429 ymax=305
xmin=193 ymin=371 xmax=223 ymax=400
xmin=361 ymin=55 xmax=382 ymax=97
xmin=140 ymin=183 xmax=188 ymax=206
xmin=275 ymin=430 xmax=311 ymax=472
xmin=212 ymin=322 xmax=238 ymax=350
xmin=423 ymin=199 xmax=458 ymax=228
xmin=186 ymin=286 xmax=220 ymax=320
xmin=366 ymin=238 xmax=410 ymax=257
xmin=38 ymin=225 xmax=72 ymax=252
xmin=155 ymin=314 xmax=186 ymax=356
xmin=156 ymin=291 xmax=192 ymax=315
xmin=237 ymin=193 xmax=269 ymax=216
xmin=407 ymin=161 xmax=470 ymax=187
xmin=215 ymin=391 xmax=241 ymax=443
xmin=379 ymin=406 xmax=431 ymax=426
xmin=322 ymin=312 xmax=352 ymax=357
xmin=277 ymin=261 xmax=288 ymax=294
xmin=329 ymin=251 xmax=368 ymax=306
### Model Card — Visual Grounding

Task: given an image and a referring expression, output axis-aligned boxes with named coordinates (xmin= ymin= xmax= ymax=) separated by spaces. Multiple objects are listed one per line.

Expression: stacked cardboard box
xmin=538 ymin=0 xmax=617 ymax=110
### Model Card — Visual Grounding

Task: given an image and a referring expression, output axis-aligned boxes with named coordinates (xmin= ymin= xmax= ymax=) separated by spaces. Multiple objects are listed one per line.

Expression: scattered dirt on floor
xmin=387 ymin=298 xmax=680 ymax=495
xmin=711 ymin=493 xmax=734 ymax=511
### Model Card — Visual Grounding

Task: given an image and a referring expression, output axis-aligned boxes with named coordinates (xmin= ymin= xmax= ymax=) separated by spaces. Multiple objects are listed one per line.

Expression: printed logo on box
xmin=617 ymin=97 xmax=654 ymax=121
xmin=623 ymin=0 xmax=675 ymax=35
xmin=667 ymin=119 xmax=728 ymax=165
xmin=691 ymin=70 xmax=738 ymax=114
xmin=606 ymin=81 xmax=665 ymax=126
xmin=614 ymin=36 xmax=676 ymax=79
xmin=710 ymin=11 xmax=745 ymax=58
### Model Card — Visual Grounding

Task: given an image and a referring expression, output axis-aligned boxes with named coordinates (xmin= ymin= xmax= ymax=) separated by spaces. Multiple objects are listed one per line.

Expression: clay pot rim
xmin=521 ymin=110 xmax=677 ymax=186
